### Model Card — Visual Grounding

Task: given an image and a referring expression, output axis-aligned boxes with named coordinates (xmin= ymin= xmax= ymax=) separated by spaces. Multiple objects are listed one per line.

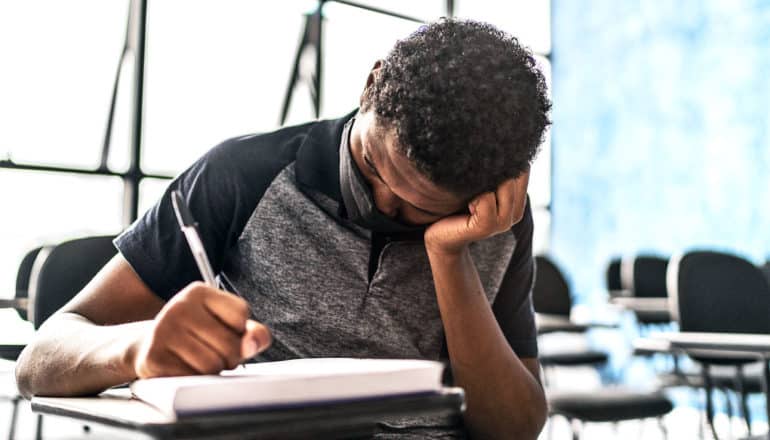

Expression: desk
xmin=535 ymin=313 xmax=617 ymax=335
xmin=654 ymin=332 xmax=770 ymax=440
xmin=32 ymin=387 xmax=465 ymax=439
xmin=632 ymin=336 xmax=672 ymax=356
xmin=535 ymin=314 xmax=589 ymax=334
xmin=610 ymin=297 xmax=671 ymax=323
xmin=659 ymin=332 xmax=770 ymax=355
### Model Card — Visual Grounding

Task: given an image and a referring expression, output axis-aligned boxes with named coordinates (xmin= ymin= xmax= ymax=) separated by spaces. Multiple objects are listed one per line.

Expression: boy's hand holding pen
xmin=130 ymin=191 xmax=272 ymax=378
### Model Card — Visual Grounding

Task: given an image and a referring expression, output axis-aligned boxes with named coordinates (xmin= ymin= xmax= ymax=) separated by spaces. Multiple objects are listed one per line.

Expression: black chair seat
xmin=0 ymin=345 xmax=24 ymax=362
xmin=633 ymin=309 xmax=672 ymax=324
xmin=548 ymin=389 xmax=673 ymax=422
xmin=540 ymin=350 xmax=608 ymax=367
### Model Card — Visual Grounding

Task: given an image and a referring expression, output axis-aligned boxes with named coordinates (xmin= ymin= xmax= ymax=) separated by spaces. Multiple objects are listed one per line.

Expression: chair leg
xmin=702 ymin=364 xmax=719 ymax=440
xmin=8 ymin=396 xmax=20 ymax=440
xmin=658 ymin=416 xmax=668 ymax=440
xmin=569 ymin=418 xmax=582 ymax=440
xmin=734 ymin=364 xmax=752 ymax=436
xmin=722 ymin=387 xmax=733 ymax=438
xmin=34 ymin=415 xmax=42 ymax=440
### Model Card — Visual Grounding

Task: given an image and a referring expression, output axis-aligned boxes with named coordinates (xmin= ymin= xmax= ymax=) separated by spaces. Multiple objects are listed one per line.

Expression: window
xmin=0 ymin=171 xmax=123 ymax=292
xmin=0 ymin=1 xmax=129 ymax=294
xmin=0 ymin=0 xmax=552 ymax=296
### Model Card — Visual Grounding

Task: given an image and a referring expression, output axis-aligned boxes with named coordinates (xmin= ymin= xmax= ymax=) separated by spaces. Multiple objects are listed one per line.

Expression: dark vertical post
xmin=124 ymin=0 xmax=148 ymax=227
xmin=99 ymin=1 xmax=133 ymax=173
xmin=445 ymin=0 xmax=454 ymax=17
xmin=762 ymin=353 xmax=770 ymax=439
xmin=547 ymin=0 xmax=554 ymax=247
xmin=313 ymin=1 xmax=325 ymax=118
xmin=280 ymin=14 xmax=311 ymax=126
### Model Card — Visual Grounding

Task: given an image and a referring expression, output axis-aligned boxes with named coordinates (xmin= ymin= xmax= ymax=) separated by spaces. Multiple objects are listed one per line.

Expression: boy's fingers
xmin=511 ymin=170 xmax=530 ymax=225
xmin=472 ymin=192 xmax=499 ymax=232
xmin=200 ymin=286 xmax=251 ymax=333
xmin=184 ymin=307 xmax=243 ymax=369
xmin=495 ymin=179 xmax=518 ymax=228
xmin=241 ymin=319 xmax=272 ymax=359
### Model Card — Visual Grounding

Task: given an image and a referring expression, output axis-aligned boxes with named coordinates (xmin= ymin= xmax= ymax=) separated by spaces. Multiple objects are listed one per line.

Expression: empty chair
xmin=12 ymin=247 xmax=43 ymax=322
xmin=605 ymin=257 xmax=629 ymax=298
xmin=1 ymin=246 xmax=44 ymax=440
xmin=667 ymin=250 xmax=770 ymax=438
xmin=534 ymin=255 xmax=573 ymax=318
xmin=618 ymin=255 xmax=672 ymax=327
xmin=535 ymin=255 xmax=673 ymax=439
xmin=761 ymin=261 xmax=770 ymax=286
xmin=533 ymin=255 xmax=607 ymax=366
xmin=11 ymin=235 xmax=116 ymax=440
xmin=622 ymin=255 xmax=669 ymax=298
xmin=28 ymin=235 xmax=117 ymax=328
xmin=548 ymin=388 xmax=672 ymax=439
xmin=668 ymin=251 xmax=770 ymax=334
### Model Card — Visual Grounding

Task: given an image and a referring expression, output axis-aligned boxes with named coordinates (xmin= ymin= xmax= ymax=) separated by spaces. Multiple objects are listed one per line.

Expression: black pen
xmin=171 ymin=190 xmax=217 ymax=287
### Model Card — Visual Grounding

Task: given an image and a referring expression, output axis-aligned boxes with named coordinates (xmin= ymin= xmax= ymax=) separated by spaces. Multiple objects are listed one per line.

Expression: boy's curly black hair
xmin=361 ymin=18 xmax=551 ymax=197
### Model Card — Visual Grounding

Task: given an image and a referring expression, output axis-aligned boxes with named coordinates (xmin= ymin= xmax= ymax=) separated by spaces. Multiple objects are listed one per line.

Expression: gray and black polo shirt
xmin=116 ymin=110 xmax=538 ymax=436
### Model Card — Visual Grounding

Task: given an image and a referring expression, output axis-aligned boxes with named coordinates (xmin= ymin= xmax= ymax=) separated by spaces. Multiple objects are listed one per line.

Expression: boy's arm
xmin=15 ymin=255 xmax=271 ymax=398
xmin=424 ymin=174 xmax=547 ymax=440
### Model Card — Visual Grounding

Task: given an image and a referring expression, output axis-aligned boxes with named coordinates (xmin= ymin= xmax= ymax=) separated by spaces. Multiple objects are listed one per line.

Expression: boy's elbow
xmin=15 ymin=344 xmax=40 ymax=399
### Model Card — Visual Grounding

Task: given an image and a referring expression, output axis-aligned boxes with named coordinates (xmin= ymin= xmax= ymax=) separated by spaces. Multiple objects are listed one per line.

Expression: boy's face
xmin=349 ymin=110 xmax=467 ymax=226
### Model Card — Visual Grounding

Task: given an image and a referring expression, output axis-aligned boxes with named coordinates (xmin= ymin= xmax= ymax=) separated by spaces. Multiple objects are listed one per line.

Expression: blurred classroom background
xmin=2 ymin=1 xmax=770 ymax=438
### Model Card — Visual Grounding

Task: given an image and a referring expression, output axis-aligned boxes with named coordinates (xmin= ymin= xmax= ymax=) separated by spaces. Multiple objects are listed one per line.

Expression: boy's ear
xmin=360 ymin=60 xmax=384 ymax=106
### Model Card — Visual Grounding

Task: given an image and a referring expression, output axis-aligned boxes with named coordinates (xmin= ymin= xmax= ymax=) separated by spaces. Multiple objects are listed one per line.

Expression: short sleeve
xmin=491 ymin=198 xmax=539 ymax=358
xmin=115 ymin=131 xmax=303 ymax=301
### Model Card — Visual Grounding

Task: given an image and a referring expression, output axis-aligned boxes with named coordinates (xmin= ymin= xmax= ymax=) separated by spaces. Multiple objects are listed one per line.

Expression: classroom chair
xmin=4 ymin=235 xmax=116 ymax=440
xmin=1 ymin=246 xmax=43 ymax=440
xmin=533 ymin=255 xmax=608 ymax=367
xmin=605 ymin=257 xmax=630 ymax=298
xmin=620 ymin=254 xmax=672 ymax=325
xmin=12 ymin=247 xmax=43 ymax=321
xmin=534 ymin=255 xmax=673 ymax=439
xmin=27 ymin=235 xmax=117 ymax=328
xmin=667 ymin=250 xmax=770 ymax=439
xmin=613 ymin=254 xmax=686 ymax=387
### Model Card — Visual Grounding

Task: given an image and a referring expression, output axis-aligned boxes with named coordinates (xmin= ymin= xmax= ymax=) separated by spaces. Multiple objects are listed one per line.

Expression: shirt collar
xmin=294 ymin=109 xmax=358 ymax=203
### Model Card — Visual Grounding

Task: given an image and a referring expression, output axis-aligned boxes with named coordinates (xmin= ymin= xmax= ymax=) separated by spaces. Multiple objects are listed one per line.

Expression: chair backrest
xmin=667 ymin=250 xmax=770 ymax=334
xmin=14 ymin=246 xmax=44 ymax=321
xmin=533 ymin=255 xmax=572 ymax=316
xmin=621 ymin=255 xmax=669 ymax=298
xmin=762 ymin=261 xmax=770 ymax=286
xmin=605 ymin=258 xmax=623 ymax=291
xmin=27 ymin=235 xmax=117 ymax=328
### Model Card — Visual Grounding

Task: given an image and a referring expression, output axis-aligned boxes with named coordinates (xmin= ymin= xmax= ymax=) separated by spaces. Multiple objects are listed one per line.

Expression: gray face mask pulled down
xmin=338 ymin=118 xmax=425 ymax=234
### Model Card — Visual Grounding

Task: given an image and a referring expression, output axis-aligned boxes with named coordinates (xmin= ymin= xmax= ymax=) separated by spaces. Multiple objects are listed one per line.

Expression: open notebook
xmin=130 ymin=358 xmax=445 ymax=418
